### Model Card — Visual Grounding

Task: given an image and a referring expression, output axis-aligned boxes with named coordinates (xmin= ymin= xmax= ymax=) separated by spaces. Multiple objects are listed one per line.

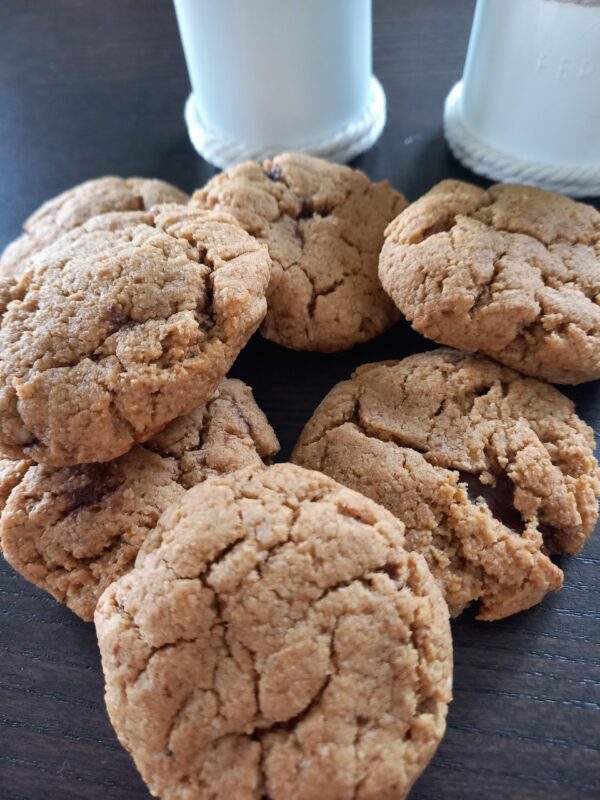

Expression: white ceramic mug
xmin=173 ymin=0 xmax=386 ymax=168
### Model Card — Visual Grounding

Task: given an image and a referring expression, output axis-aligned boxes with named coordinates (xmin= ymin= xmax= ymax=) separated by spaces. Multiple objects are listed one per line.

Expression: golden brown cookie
xmin=0 ymin=457 xmax=30 ymax=516
xmin=292 ymin=349 xmax=600 ymax=620
xmin=0 ymin=176 xmax=188 ymax=278
xmin=0 ymin=379 xmax=278 ymax=621
xmin=379 ymin=180 xmax=600 ymax=384
xmin=0 ymin=205 xmax=270 ymax=466
xmin=95 ymin=462 xmax=452 ymax=800
xmin=0 ymin=276 xmax=18 ymax=317
xmin=192 ymin=153 xmax=407 ymax=352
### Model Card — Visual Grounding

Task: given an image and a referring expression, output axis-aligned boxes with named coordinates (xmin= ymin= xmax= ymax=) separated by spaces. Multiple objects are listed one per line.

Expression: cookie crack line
xmin=164 ymin=689 xmax=196 ymax=758
xmin=408 ymin=193 xmax=495 ymax=245
xmin=467 ymin=246 xmax=509 ymax=318
xmin=252 ymin=675 xmax=333 ymax=743
xmin=2 ymin=499 xmax=133 ymax=596
xmin=117 ymin=494 xmax=404 ymax=693
xmin=152 ymin=570 xmax=417 ymax=782
xmin=309 ymin=408 xmax=563 ymax=550
xmin=418 ymin=188 xmax=598 ymax=252
xmin=262 ymin=161 xmax=353 ymax=225
xmin=305 ymin=415 xmax=505 ymax=583
xmin=306 ymin=276 xmax=346 ymax=320
xmin=2 ymin=464 xmax=160 ymax=597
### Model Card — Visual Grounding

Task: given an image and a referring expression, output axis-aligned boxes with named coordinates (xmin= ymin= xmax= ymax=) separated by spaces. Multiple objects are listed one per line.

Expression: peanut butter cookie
xmin=0 ymin=457 xmax=30 ymax=515
xmin=292 ymin=349 xmax=600 ymax=620
xmin=379 ymin=180 xmax=600 ymax=384
xmin=193 ymin=153 xmax=407 ymax=352
xmin=0 ymin=176 xmax=188 ymax=278
xmin=0 ymin=205 xmax=270 ymax=465
xmin=1 ymin=379 xmax=278 ymax=621
xmin=95 ymin=462 xmax=452 ymax=800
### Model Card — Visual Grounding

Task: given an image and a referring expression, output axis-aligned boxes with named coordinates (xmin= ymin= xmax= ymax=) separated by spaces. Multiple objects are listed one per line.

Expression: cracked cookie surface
xmin=0 ymin=205 xmax=270 ymax=465
xmin=292 ymin=349 xmax=600 ymax=620
xmin=0 ymin=176 xmax=189 ymax=279
xmin=379 ymin=180 xmax=600 ymax=383
xmin=192 ymin=153 xmax=407 ymax=352
xmin=0 ymin=379 xmax=278 ymax=621
xmin=95 ymin=463 xmax=452 ymax=800
xmin=0 ymin=457 xmax=30 ymax=515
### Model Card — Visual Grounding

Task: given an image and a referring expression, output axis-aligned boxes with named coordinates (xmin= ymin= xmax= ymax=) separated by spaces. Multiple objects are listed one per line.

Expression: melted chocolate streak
xmin=66 ymin=463 xmax=121 ymax=514
xmin=460 ymin=470 xmax=524 ymax=533
xmin=458 ymin=470 xmax=562 ymax=554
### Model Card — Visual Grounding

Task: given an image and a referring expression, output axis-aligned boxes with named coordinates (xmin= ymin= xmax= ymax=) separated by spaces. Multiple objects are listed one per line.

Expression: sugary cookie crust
xmin=95 ymin=463 xmax=452 ymax=800
xmin=0 ymin=176 xmax=189 ymax=279
xmin=0 ymin=205 xmax=270 ymax=466
xmin=292 ymin=349 xmax=600 ymax=619
xmin=0 ymin=379 xmax=278 ymax=621
xmin=379 ymin=180 xmax=600 ymax=384
xmin=193 ymin=153 xmax=407 ymax=352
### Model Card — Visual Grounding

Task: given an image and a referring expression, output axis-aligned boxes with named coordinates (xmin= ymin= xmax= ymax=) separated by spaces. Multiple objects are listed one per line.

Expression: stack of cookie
xmin=0 ymin=156 xmax=598 ymax=800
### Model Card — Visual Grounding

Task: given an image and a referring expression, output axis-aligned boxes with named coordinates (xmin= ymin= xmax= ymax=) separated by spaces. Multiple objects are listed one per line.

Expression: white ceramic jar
xmin=444 ymin=0 xmax=600 ymax=196
xmin=173 ymin=0 xmax=386 ymax=168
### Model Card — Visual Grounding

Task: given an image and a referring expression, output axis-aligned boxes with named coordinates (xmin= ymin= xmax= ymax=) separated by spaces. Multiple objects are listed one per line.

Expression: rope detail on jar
xmin=444 ymin=82 xmax=600 ymax=198
xmin=184 ymin=77 xmax=387 ymax=170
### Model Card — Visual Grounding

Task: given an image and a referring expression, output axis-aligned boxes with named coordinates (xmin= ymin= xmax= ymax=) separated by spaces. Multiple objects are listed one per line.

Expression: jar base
xmin=184 ymin=76 xmax=386 ymax=169
xmin=444 ymin=82 xmax=600 ymax=198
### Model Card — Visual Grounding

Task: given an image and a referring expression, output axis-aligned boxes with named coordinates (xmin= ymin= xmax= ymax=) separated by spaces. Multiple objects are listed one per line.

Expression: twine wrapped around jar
xmin=444 ymin=0 xmax=600 ymax=196
xmin=173 ymin=0 xmax=386 ymax=168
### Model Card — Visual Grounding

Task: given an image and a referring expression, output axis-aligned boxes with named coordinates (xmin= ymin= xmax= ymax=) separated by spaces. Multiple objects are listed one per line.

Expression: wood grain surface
xmin=1 ymin=1 xmax=599 ymax=799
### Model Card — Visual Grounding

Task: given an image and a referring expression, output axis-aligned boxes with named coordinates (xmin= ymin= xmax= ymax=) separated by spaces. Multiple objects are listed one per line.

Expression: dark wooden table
xmin=1 ymin=2 xmax=599 ymax=798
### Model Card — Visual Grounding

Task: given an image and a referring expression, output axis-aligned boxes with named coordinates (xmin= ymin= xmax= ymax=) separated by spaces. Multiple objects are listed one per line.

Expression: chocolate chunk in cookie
xmin=192 ymin=153 xmax=407 ymax=352
xmin=0 ymin=205 xmax=270 ymax=465
xmin=0 ymin=176 xmax=188 ymax=279
xmin=0 ymin=379 xmax=278 ymax=621
xmin=95 ymin=463 xmax=452 ymax=800
xmin=379 ymin=180 xmax=600 ymax=384
xmin=292 ymin=349 xmax=600 ymax=620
